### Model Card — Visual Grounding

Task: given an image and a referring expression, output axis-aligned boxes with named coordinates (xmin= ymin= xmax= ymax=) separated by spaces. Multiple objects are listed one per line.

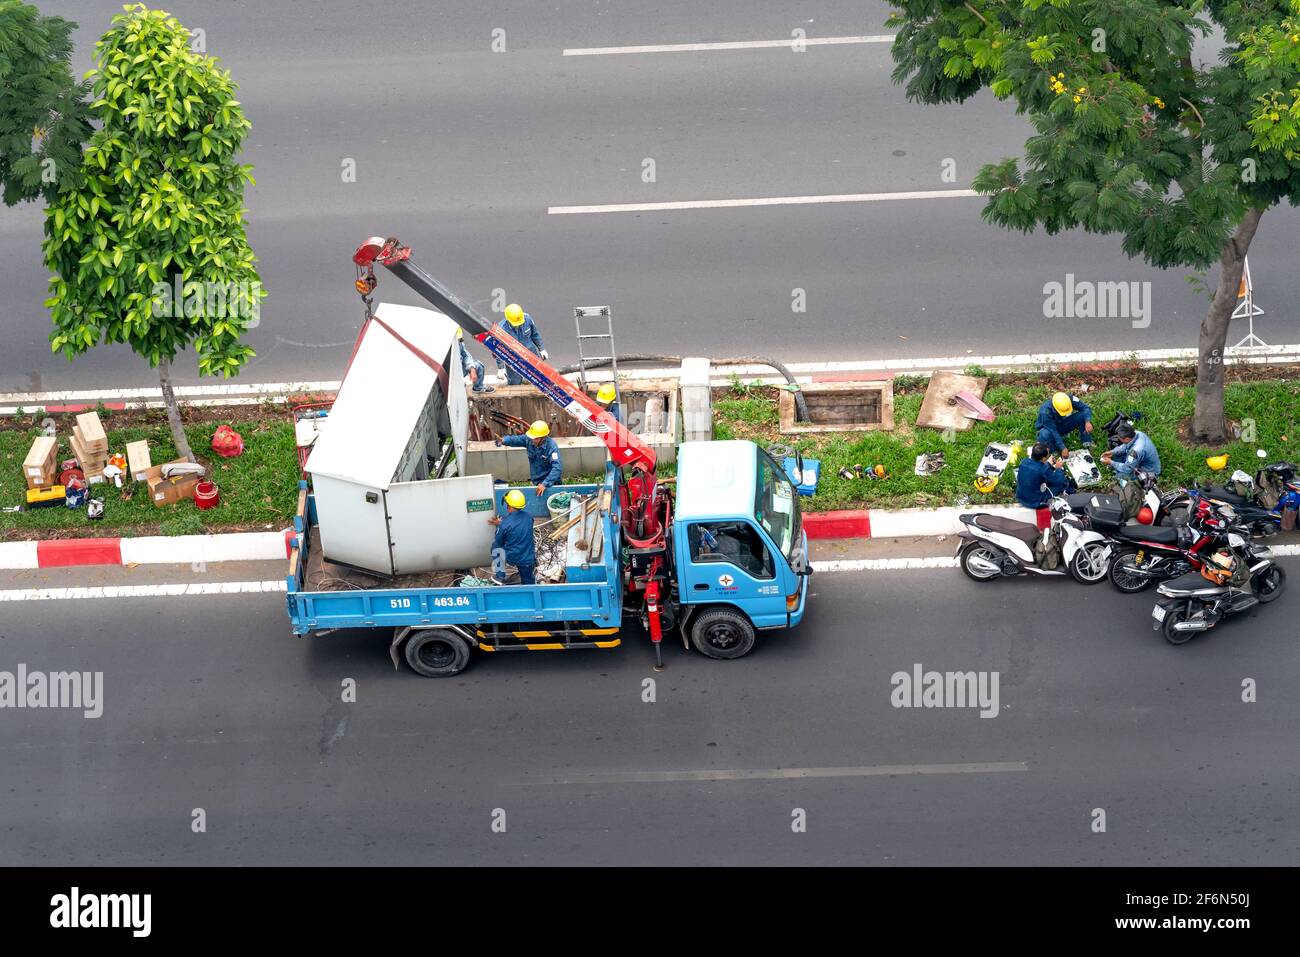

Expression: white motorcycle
xmin=956 ymin=496 xmax=1114 ymax=584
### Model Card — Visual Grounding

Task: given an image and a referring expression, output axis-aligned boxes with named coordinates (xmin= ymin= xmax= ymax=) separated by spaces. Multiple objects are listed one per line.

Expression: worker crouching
xmin=1035 ymin=391 xmax=1093 ymax=456
xmin=488 ymin=489 xmax=536 ymax=585
xmin=457 ymin=328 xmax=493 ymax=393
xmin=496 ymin=420 xmax=562 ymax=497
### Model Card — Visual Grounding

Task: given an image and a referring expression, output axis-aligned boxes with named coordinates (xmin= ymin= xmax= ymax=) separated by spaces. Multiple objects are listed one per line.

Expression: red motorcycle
xmin=1107 ymin=497 xmax=1234 ymax=593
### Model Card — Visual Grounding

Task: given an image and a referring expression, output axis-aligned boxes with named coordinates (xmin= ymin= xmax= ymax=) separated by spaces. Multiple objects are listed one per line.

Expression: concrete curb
xmin=803 ymin=504 xmax=1038 ymax=540
xmin=0 ymin=504 xmax=1034 ymax=568
xmin=0 ymin=530 xmax=293 ymax=570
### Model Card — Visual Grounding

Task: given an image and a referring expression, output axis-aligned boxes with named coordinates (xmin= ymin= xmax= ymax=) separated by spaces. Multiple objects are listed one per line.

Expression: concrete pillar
xmin=679 ymin=357 xmax=712 ymax=442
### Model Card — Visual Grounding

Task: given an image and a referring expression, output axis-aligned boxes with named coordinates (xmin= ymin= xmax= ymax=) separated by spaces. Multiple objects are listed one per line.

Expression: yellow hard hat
xmin=525 ymin=420 xmax=550 ymax=439
xmin=1051 ymin=392 xmax=1073 ymax=416
xmin=1206 ymin=454 xmax=1229 ymax=471
xmin=504 ymin=489 xmax=526 ymax=509
xmin=456 ymin=327 xmax=464 ymax=340
xmin=596 ymin=383 xmax=617 ymax=405
xmin=504 ymin=303 xmax=525 ymax=326
xmin=974 ymin=475 xmax=999 ymax=494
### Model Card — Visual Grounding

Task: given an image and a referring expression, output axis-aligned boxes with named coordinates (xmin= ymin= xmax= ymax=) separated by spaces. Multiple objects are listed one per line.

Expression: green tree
xmin=43 ymin=3 xmax=263 ymax=460
xmin=889 ymin=0 xmax=1300 ymax=443
xmin=0 ymin=0 xmax=92 ymax=205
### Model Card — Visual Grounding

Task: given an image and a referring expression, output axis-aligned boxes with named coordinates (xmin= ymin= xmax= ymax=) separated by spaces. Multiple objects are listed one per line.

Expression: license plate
xmin=1151 ymin=606 xmax=1167 ymax=622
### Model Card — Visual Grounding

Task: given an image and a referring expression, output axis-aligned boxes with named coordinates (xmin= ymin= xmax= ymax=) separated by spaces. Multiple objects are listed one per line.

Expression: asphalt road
xmin=2 ymin=558 xmax=1295 ymax=865
xmin=2 ymin=2 xmax=1297 ymax=393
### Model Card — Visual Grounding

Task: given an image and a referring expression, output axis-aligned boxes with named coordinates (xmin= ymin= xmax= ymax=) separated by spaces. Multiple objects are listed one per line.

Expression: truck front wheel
xmin=404 ymin=629 xmax=471 ymax=677
xmin=689 ymin=608 xmax=756 ymax=660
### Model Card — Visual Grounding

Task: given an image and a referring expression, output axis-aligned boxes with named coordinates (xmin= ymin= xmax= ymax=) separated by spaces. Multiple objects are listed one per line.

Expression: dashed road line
xmin=548 ymin=189 xmax=979 ymax=215
xmin=563 ymin=35 xmax=895 ymax=56
xmin=541 ymin=761 xmax=1028 ymax=784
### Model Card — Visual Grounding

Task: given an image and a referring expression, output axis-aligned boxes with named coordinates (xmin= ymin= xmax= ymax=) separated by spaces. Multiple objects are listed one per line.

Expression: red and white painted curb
xmin=0 ymin=505 xmax=1034 ymax=571
xmin=0 ymin=529 xmax=293 ymax=570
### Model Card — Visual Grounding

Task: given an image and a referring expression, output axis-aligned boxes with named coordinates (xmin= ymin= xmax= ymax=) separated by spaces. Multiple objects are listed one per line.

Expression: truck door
xmin=679 ymin=521 xmax=790 ymax=628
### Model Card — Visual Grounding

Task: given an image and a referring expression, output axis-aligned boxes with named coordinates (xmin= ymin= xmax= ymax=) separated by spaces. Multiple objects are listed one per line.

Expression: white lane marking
xmin=0 ymin=581 xmax=287 ymax=602
xmin=8 ymin=344 xmax=1300 ymax=408
xmin=563 ymin=35 xmax=895 ymax=56
xmin=812 ymin=557 xmax=958 ymax=572
xmin=543 ymin=761 xmax=1028 ymax=784
xmin=549 ymin=189 xmax=979 ymax=215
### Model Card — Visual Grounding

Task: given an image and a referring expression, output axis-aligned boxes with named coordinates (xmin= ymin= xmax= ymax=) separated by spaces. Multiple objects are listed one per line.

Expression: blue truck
xmin=287 ymin=440 xmax=810 ymax=677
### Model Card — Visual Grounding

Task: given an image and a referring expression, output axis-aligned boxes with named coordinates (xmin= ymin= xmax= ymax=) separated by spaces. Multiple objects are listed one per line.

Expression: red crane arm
xmin=352 ymin=237 xmax=658 ymax=475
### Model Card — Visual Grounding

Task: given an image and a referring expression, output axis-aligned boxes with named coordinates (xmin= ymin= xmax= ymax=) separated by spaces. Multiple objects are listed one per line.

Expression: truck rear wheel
xmin=689 ymin=607 xmax=756 ymax=660
xmin=404 ymin=629 xmax=471 ymax=677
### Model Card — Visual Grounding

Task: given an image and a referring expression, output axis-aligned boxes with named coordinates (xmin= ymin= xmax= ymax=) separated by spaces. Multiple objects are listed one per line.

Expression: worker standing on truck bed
xmin=457 ymin=328 xmax=493 ymax=393
xmin=496 ymin=303 xmax=547 ymax=385
xmin=595 ymin=382 xmax=622 ymax=424
xmin=496 ymin=420 xmax=562 ymax=496
xmin=488 ymin=489 xmax=537 ymax=585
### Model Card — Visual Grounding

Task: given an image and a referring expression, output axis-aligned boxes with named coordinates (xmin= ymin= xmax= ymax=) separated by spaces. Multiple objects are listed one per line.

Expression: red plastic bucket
xmin=194 ymin=479 xmax=220 ymax=510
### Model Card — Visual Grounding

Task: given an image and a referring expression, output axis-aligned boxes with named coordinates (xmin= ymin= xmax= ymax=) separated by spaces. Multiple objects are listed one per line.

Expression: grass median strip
xmin=1 ymin=409 xmax=299 ymax=538
xmin=715 ymin=372 xmax=1300 ymax=511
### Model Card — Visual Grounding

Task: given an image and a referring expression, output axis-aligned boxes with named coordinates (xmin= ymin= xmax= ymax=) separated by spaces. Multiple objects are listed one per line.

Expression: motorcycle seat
xmin=1163 ymin=570 xmax=1224 ymax=593
xmin=1117 ymin=524 xmax=1180 ymax=544
xmin=967 ymin=514 xmax=1040 ymax=546
xmin=1203 ymin=485 xmax=1253 ymax=507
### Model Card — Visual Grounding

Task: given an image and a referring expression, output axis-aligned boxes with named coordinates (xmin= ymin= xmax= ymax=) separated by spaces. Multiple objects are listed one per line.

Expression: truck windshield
xmin=754 ymin=449 xmax=801 ymax=562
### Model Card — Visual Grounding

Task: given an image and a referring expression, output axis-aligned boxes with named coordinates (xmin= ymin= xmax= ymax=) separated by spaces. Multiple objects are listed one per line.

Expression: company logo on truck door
xmin=717 ymin=573 xmax=735 ymax=589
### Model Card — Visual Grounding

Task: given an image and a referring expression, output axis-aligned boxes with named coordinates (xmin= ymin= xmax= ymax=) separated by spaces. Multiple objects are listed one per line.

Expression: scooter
xmin=957 ymin=497 xmax=1114 ymax=584
xmin=1150 ymin=533 xmax=1285 ymax=644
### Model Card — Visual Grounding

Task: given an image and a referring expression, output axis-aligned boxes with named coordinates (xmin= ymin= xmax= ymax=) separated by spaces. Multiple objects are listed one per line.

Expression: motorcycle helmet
xmin=1136 ymin=505 xmax=1155 ymax=525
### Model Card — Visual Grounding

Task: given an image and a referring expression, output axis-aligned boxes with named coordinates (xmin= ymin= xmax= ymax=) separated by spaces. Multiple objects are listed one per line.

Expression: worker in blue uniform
xmin=488 ymin=488 xmax=536 ymax=585
xmin=496 ymin=420 xmax=562 ymax=497
xmin=496 ymin=303 xmax=547 ymax=386
xmin=1035 ymin=391 xmax=1093 ymax=455
xmin=1015 ymin=442 xmax=1072 ymax=509
xmin=595 ymin=382 xmax=621 ymax=424
xmin=457 ymin=328 xmax=493 ymax=393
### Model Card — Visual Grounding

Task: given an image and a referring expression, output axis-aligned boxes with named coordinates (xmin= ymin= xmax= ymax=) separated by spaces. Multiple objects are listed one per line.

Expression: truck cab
xmin=672 ymin=440 xmax=810 ymax=659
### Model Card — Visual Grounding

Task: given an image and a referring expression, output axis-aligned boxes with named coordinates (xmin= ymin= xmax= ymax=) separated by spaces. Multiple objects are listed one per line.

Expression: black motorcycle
xmin=1150 ymin=533 xmax=1286 ymax=645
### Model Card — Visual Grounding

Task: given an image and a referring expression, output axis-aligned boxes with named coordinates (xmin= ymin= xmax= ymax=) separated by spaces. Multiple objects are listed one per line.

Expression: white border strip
xmin=0 ymin=541 xmax=40 ymax=570
xmin=549 ymin=189 xmax=978 ymax=215
xmin=0 ymin=580 xmax=287 ymax=602
xmin=7 ymin=344 xmax=1300 ymax=407
xmin=563 ymin=35 xmax=895 ymax=56
xmin=119 ymin=532 xmax=288 ymax=565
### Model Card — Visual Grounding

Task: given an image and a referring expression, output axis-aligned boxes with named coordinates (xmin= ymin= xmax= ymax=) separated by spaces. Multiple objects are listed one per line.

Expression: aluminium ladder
xmin=573 ymin=306 xmax=619 ymax=393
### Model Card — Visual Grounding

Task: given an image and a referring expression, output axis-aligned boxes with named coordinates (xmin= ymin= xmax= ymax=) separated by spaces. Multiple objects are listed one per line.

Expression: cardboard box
xmin=145 ymin=459 xmax=204 ymax=507
xmin=70 ymin=426 xmax=106 ymax=474
xmin=126 ymin=440 xmax=152 ymax=481
xmin=75 ymin=411 xmax=108 ymax=452
xmin=23 ymin=436 xmax=58 ymax=484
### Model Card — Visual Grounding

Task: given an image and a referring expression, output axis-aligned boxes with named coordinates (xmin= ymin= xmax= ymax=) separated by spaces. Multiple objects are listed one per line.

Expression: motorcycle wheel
xmin=958 ymin=542 xmax=1002 ymax=582
xmin=1161 ymin=606 xmax=1199 ymax=645
xmin=1108 ymin=549 xmax=1153 ymax=593
xmin=1068 ymin=542 xmax=1111 ymax=584
xmin=1253 ymin=565 xmax=1286 ymax=603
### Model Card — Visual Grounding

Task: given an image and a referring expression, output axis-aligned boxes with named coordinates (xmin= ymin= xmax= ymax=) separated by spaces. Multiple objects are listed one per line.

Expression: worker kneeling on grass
xmin=1035 ymin=392 xmax=1093 ymax=456
xmin=496 ymin=420 xmax=562 ymax=497
xmin=1015 ymin=442 xmax=1072 ymax=509
xmin=488 ymin=489 xmax=536 ymax=585
xmin=595 ymin=382 xmax=621 ymax=424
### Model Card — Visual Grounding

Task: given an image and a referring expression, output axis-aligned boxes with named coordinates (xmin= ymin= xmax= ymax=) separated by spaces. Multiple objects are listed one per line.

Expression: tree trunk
xmin=1191 ymin=208 xmax=1264 ymax=445
xmin=158 ymin=358 xmax=195 ymax=462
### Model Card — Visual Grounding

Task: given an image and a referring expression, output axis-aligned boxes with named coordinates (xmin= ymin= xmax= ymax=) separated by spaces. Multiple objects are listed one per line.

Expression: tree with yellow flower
xmin=889 ymin=0 xmax=1300 ymax=443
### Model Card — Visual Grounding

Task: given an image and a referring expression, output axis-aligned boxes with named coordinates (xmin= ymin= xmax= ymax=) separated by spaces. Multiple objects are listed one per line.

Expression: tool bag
xmin=1034 ymin=526 xmax=1063 ymax=570
xmin=1253 ymin=467 xmax=1287 ymax=509
xmin=1116 ymin=479 xmax=1145 ymax=521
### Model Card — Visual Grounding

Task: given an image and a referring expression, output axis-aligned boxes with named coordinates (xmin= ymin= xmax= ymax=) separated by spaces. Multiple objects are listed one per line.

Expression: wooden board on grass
xmin=916 ymin=371 xmax=990 ymax=433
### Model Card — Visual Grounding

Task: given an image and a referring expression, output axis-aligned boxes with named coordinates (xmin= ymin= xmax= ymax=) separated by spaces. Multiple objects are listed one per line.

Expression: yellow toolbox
xmin=25 ymin=484 xmax=67 ymax=508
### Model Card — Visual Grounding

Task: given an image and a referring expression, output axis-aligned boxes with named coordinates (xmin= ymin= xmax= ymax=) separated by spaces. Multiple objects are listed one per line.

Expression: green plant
xmin=963 ymin=363 xmax=988 ymax=378
xmin=42 ymin=4 xmax=265 ymax=462
xmin=889 ymin=0 xmax=1300 ymax=443
xmin=0 ymin=0 xmax=93 ymax=205
xmin=160 ymin=511 xmax=205 ymax=536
